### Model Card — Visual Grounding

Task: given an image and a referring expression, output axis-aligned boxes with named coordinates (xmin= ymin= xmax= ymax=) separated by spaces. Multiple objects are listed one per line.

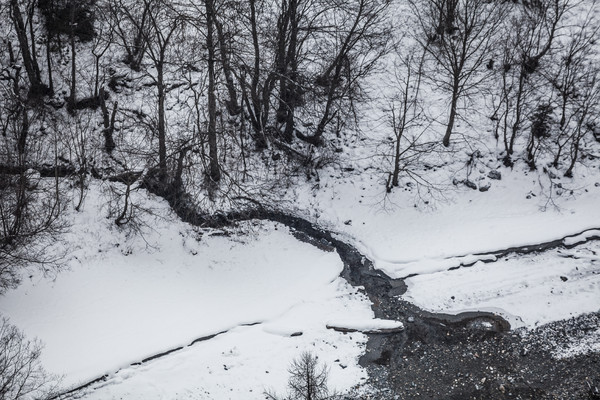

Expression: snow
xmin=2 ymin=164 xmax=597 ymax=397
xmin=1 ymin=166 xmax=599 ymax=398
xmin=326 ymin=318 xmax=404 ymax=333
xmin=294 ymin=165 xmax=600 ymax=279
xmin=1 ymin=2 xmax=600 ymax=394
xmin=77 ymin=323 xmax=366 ymax=400
xmin=564 ymin=229 xmax=600 ymax=246
xmin=403 ymin=244 xmax=600 ymax=329
xmin=553 ymin=327 xmax=600 ymax=359
xmin=0 ymin=183 xmax=373 ymax=397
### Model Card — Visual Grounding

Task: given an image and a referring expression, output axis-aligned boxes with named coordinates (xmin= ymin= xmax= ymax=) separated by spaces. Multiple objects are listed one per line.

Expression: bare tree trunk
xmin=68 ymin=6 xmax=77 ymax=112
xmin=46 ymin=32 xmax=54 ymax=93
xmin=206 ymin=0 xmax=221 ymax=182
xmin=210 ymin=6 xmax=240 ymax=116
xmin=100 ymin=87 xmax=117 ymax=153
xmin=275 ymin=0 xmax=299 ymax=143
xmin=157 ymin=64 xmax=168 ymax=183
xmin=9 ymin=0 xmax=46 ymax=97
xmin=443 ymin=91 xmax=458 ymax=147
xmin=246 ymin=0 xmax=268 ymax=148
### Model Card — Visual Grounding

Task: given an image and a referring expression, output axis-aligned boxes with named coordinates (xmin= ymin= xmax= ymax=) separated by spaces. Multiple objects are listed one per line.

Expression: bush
xmin=531 ymin=103 xmax=554 ymax=139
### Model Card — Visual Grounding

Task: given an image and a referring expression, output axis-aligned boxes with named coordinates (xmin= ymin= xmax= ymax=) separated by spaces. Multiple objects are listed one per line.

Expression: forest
xmin=0 ymin=0 xmax=599 ymax=398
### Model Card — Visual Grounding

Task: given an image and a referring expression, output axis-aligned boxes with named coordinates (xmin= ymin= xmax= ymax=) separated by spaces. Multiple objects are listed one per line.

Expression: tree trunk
xmin=100 ymin=87 xmax=116 ymax=154
xmin=46 ymin=32 xmax=54 ymax=93
xmin=443 ymin=91 xmax=458 ymax=147
xmin=10 ymin=0 xmax=46 ymax=97
xmin=69 ymin=6 xmax=77 ymax=112
xmin=211 ymin=9 xmax=240 ymax=116
xmin=157 ymin=64 xmax=168 ymax=183
xmin=206 ymin=0 xmax=221 ymax=182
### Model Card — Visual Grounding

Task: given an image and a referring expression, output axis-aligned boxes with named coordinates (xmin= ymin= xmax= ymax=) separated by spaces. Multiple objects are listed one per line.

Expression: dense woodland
xmin=0 ymin=0 xmax=599 ymax=293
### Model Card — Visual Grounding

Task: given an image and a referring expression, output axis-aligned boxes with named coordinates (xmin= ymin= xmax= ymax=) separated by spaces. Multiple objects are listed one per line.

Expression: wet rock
xmin=465 ymin=180 xmax=477 ymax=190
xmin=488 ymin=170 xmax=502 ymax=180
xmin=479 ymin=182 xmax=491 ymax=192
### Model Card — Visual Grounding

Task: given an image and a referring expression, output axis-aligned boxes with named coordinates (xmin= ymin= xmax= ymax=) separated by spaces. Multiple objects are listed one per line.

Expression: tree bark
xmin=206 ymin=0 xmax=221 ymax=182
xmin=9 ymin=0 xmax=46 ymax=97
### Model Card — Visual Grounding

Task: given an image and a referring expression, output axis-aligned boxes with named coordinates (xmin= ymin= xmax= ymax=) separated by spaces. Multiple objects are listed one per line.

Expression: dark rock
xmin=479 ymin=182 xmax=491 ymax=192
xmin=560 ymin=276 xmax=568 ymax=282
xmin=465 ymin=180 xmax=477 ymax=190
xmin=488 ymin=170 xmax=502 ymax=180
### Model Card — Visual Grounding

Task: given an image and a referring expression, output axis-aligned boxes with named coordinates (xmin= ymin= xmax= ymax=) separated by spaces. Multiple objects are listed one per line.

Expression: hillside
xmin=0 ymin=0 xmax=599 ymax=399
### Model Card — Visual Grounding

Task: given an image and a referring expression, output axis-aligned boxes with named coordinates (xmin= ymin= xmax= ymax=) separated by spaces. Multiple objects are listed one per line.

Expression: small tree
xmin=0 ymin=317 xmax=60 ymax=400
xmin=384 ymin=46 xmax=426 ymax=191
xmin=266 ymin=352 xmax=337 ymax=400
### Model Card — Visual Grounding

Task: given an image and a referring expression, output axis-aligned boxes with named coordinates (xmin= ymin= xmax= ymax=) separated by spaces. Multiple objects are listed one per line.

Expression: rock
xmin=479 ymin=182 xmax=491 ymax=192
xmin=488 ymin=170 xmax=502 ymax=180
xmin=465 ymin=180 xmax=477 ymax=190
xmin=407 ymin=316 xmax=415 ymax=323
xmin=344 ymin=220 xmax=352 ymax=225
xmin=560 ymin=276 xmax=568 ymax=282
xmin=290 ymin=331 xmax=303 ymax=337
xmin=452 ymin=178 xmax=462 ymax=186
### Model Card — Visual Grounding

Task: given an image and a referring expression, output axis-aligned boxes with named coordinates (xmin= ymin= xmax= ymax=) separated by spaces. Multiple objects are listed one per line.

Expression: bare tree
xmin=265 ymin=352 xmax=337 ymax=400
xmin=386 ymin=49 xmax=425 ymax=190
xmin=543 ymin=7 xmax=599 ymax=172
xmin=109 ymin=0 xmax=151 ymax=71
xmin=564 ymin=68 xmax=600 ymax=177
xmin=115 ymin=0 xmax=183 ymax=185
xmin=496 ymin=0 xmax=572 ymax=166
xmin=0 ymin=317 xmax=60 ymax=400
xmin=304 ymin=0 xmax=390 ymax=145
xmin=411 ymin=0 xmax=504 ymax=147
xmin=204 ymin=0 xmax=221 ymax=183
xmin=8 ymin=0 xmax=49 ymax=97
xmin=0 ymin=55 xmax=65 ymax=293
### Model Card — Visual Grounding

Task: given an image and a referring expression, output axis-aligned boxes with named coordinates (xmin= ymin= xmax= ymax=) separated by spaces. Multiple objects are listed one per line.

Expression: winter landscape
xmin=0 ymin=0 xmax=599 ymax=398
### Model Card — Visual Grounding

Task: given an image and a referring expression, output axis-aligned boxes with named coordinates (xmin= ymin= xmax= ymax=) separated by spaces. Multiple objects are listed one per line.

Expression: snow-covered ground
xmin=2 ymin=158 xmax=599 ymax=399
xmin=0 ymin=183 xmax=388 ymax=398
xmin=404 ymin=244 xmax=600 ymax=328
